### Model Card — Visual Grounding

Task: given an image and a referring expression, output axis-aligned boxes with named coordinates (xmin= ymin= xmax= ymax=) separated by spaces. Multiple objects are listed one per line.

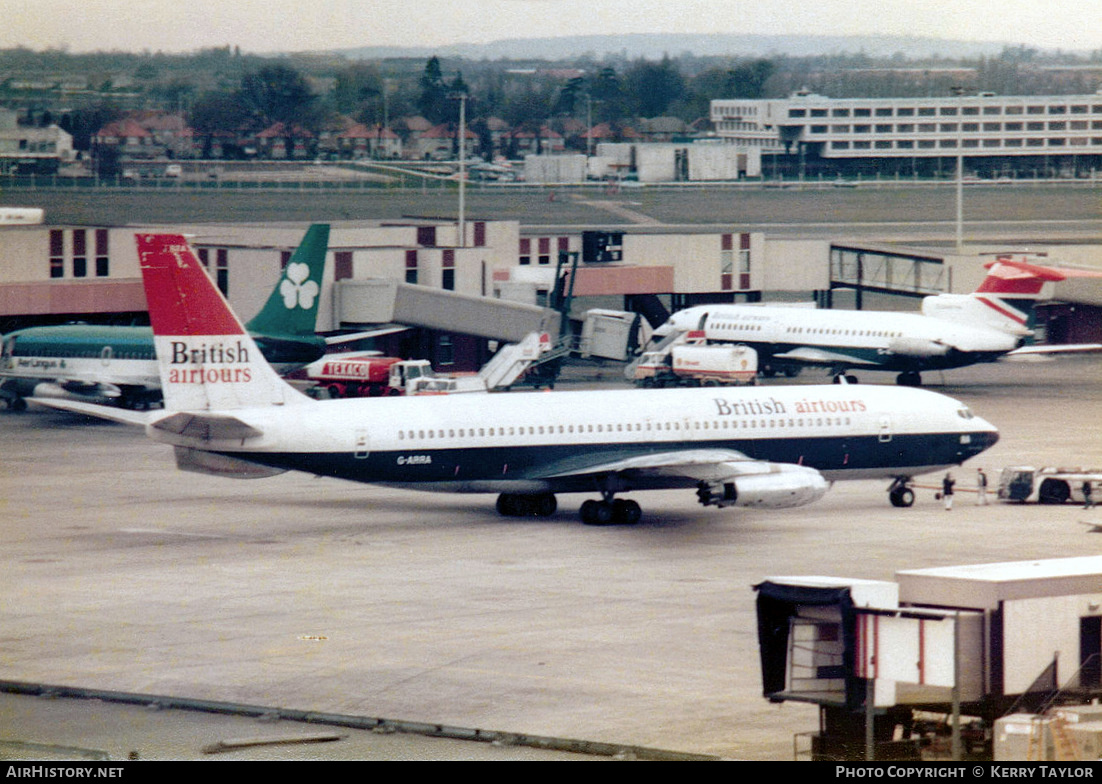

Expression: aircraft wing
xmin=323 ymin=326 xmax=410 ymax=345
xmin=772 ymin=347 xmax=883 ymax=367
xmin=538 ymin=448 xmax=830 ymax=507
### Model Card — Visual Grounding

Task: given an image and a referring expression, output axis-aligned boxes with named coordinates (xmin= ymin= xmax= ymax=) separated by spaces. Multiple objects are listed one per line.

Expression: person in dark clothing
xmin=942 ymin=473 xmax=956 ymax=511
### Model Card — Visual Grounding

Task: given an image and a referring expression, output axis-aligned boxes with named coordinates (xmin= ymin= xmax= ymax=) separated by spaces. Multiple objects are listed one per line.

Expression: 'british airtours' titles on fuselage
xmin=166 ymin=339 xmax=252 ymax=384
xmin=712 ymin=395 xmax=869 ymax=417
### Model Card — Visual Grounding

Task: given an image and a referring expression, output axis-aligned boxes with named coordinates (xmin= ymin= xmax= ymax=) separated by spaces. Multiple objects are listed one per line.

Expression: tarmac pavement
xmin=2 ymin=355 xmax=1101 ymax=761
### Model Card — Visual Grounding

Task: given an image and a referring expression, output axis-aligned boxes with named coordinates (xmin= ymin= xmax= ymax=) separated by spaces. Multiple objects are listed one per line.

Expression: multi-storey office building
xmin=712 ymin=91 xmax=1102 ymax=178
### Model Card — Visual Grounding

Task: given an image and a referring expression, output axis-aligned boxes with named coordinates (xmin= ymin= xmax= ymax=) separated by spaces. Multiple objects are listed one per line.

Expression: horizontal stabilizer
xmin=29 ymin=397 xmax=151 ymax=426
xmin=174 ymin=446 xmax=285 ymax=478
xmin=152 ymin=412 xmax=264 ymax=441
xmin=1008 ymin=343 xmax=1102 ymax=356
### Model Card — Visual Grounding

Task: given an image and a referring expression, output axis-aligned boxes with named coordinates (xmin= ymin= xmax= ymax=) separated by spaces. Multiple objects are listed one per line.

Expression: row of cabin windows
xmin=786 ymin=326 xmax=904 ymax=338
xmin=397 ymin=416 xmax=853 ymax=441
xmin=15 ymin=345 xmax=155 ymax=360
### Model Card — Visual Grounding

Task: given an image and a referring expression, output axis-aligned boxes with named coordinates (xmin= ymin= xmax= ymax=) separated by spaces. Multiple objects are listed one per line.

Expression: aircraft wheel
xmin=896 ymin=371 xmax=922 ymax=387
xmin=6 ymin=396 xmax=27 ymax=412
xmin=580 ymin=499 xmax=614 ymax=525
xmin=496 ymin=494 xmax=517 ymax=516
xmin=613 ymin=499 xmax=642 ymax=525
xmin=533 ymin=494 xmax=557 ymax=517
xmin=889 ymin=488 xmax=915 ymax=508
xmin=1038 ymin=478 xmax=1070 ymax=505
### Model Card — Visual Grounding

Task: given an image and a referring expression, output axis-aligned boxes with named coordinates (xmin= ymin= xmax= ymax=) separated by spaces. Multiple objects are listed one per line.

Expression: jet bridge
xmin=334 ymin=279 xmax=561 ymax=344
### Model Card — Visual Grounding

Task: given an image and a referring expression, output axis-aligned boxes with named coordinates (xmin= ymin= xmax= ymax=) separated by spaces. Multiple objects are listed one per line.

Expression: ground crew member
xmin=1084 ymin=480 xmax=1095 ymax=510
xmin=942 ymin=473 xmax=955 ymax=511
xmin=976 ymin=468 xmax=988 ymax=506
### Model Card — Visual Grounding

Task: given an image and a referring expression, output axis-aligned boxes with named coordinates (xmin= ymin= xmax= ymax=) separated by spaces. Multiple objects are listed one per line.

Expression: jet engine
xmin=696 ymin=466 xmax=830 ymax=509
xmin=886 ymin=336 xmax=951 ymax=358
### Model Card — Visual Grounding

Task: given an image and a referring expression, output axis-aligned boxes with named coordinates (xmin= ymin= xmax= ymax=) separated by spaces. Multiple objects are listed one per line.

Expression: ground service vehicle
xmin=635 ymin=340 xmax=757 ymax=387
xmin=305 ymin=356 xmax=485 ymax=398
xmin=997 ymin=466 xmax=1102 ymax=504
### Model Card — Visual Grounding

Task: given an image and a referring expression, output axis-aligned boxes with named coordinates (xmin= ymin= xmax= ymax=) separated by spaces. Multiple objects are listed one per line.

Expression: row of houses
xmin=91 ymin=112 xmax=705 ymax=164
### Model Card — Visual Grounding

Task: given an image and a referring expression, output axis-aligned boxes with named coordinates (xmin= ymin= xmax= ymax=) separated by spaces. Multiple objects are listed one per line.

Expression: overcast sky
xmin=3 ymin=0 xmax=1100 ymax=55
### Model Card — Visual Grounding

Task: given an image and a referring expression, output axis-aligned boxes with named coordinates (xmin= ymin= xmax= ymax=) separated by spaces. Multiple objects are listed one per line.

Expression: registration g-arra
xmin=33 ymin=233 xmax=999 ymax=526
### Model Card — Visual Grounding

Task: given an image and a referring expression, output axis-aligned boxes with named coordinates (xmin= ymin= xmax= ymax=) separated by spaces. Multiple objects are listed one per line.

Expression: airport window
xmin=962 ymin=107 xmax=979 ymax=115
xmin=1049 ymin=138 xmax=1066 ymax=146
xmin=940 ymin=123 xmax=958 ymax=133
xmin=49 ymin=229 xmax=63 ymax=278
xmin=940 ymin=107 xmax=957 ymax=116
xmin=1028 ymin=106 xmax=1045 ymax=115
xmin=897 ymin=124 xmax=914 ymax=133
xmin=918 ymin=140 xmax=936 ymax=149
xmin=1072 ymin=121 xmax=1088 ymax=130
xmin=876 ymin=124 xmax=892 ymax=133
xmin=1070 ymin=105 xmax=1088 ymax=114
xmin=1094 ymin=122 xmax=1102 ymax=130
xmin=216 ymin=248 xmax=228 ymax=295
xmin=897 ymin=140 xmax=914 ymax=149
xmin=939 ymin=139 xmax=957 ymax=148
xmin=810 ymin=109 xmax=827 ymax=117
xmin=831 ymin=125 xmax=850 ymax=133
xmin=1049 ymin=122 xmax=1066 ymax=131
xmin=1005 ymin=138 xmax=1023 ymax=147
xmin=854 ymin=108 xmax=871 ymax=117
xmin=983 ymin=139 xmax=1001 ymax=148
xmin=983 ymin=106 xmax=1002 ymax=115
xmin=442 ymin=268 xmax=455 ymax=290
xmin=1027 ymin=121 xmax=1045 ymax=131
xmin=897 ymin=108 xmax=914 ymax=116
xmin=810 ymin=125 xmax=827 ymax=134
xmin=875 ymin=140 xmax=893 ymax=149
xmin=831 ymin=141 xmax=850 ymax=150
xmin=832 ymin=108 xmax=850 ymax=117
xmin=1027 ymin=138 xmax=1044 ymax=147
xmin=962 ymin=123 xmax=979 ymax=132
xmin=984 ymin=123 xmax=1001 ymax=132
xmin=405 ymin=250 xmax=418 ymax=284
xmin=518 ymin=238 xmax=530 ymax=265
xmin=918 ymin=124 xmax=936 ymax=133
xmin=875 ymin=108 xmax=893 ymax=117
xmin=538 ymin=237 xmax=551 ymax=265
xmin=1005 ymin=106 xmax=1023 ymax=115
xmin=853 ymin=125 xmax=870 ymax=133
xmin=72 ymin=230 xmax=86 ymax=278
xmin=853 ymin=141 xmax=870 ymax=149
xmin=788 ymin=109 xmax=806 ymax=118
xmin=95 ymin=229 xmax=109 ymax=277
xmin=1048 ymin=105 xmax=1066 ymax=115
xmin=918 ymin=107 xmax=935 ymax=116
xmin=1005 ymin=122 xmax=1023 ymax=131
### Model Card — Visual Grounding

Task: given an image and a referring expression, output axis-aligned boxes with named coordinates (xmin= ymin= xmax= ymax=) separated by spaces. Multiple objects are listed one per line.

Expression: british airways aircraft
xmin=652 ymin=258 xmax=1097 ymax=386
xmin=34 ymin=234 xmax=1000 ymax=523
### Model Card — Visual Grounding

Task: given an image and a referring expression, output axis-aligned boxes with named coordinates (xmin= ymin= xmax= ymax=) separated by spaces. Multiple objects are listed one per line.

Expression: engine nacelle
xmin=886 ymin=336 xmax=951 ymax=358
xmin=696 ymin=466 xmax=830 ymax=509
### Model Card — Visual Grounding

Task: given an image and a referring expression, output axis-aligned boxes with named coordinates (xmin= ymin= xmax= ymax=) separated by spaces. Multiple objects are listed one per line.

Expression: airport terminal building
xmin=711 ymin=91 xmax=1102 ymax=178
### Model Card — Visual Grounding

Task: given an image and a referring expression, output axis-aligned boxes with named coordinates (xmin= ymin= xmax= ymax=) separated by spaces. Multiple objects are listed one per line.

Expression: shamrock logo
xmin=280 ymin=262 xmax=319 ymax=310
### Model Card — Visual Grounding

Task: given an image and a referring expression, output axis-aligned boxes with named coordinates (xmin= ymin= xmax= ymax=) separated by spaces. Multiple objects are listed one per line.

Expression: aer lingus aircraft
xmin=33 ymin=233 xmax=1000 ymax=523
xmin=1 ymin=223 xmax=331 ymax=410
xmin=651 ymin=257 xmax=1102 ymax=386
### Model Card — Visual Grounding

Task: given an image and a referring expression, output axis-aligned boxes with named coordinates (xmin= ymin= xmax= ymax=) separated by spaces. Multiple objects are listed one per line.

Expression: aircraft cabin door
xmin=354 ymin=428 xmax=370 ymax=460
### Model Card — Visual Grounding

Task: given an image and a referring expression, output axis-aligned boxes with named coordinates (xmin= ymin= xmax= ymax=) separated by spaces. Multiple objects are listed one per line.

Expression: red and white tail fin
xmin=923 ymin=256 xmax=1066 ymax=336
xmin=136 ymin=234 xmax=310 ymax=412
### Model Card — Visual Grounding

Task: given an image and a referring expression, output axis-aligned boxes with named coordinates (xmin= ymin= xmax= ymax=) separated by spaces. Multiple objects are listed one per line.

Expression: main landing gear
xmin=888 ymin=477 xmax=915 ymax=508
xmin=496 ymin=492 xmax=557 ymax=518
xmin=494 ymin=492 xmax=643 ymax=525
xmin=580 ymin=497 xmax=642 ymax=526
xmin=896 ymin=371 xmax=923 ymax=386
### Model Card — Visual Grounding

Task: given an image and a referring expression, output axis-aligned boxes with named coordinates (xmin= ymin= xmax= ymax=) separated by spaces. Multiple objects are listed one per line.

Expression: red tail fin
xmin=975 ymin=257 xmax=1066 ymax=295
xmin=135 ymin=234 xmax=307 ymax=411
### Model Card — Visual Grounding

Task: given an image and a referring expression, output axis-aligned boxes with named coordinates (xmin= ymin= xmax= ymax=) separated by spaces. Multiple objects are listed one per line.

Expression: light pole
xmin=449 ymin=90 xmax=468 ymax=247
xmin=951 ymin=86 xmax=965 ymax=253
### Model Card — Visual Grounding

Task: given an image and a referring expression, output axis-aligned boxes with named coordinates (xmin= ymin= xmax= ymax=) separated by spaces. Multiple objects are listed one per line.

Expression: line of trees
xmin=5 ymin=45 xmax=1101 ymax=157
